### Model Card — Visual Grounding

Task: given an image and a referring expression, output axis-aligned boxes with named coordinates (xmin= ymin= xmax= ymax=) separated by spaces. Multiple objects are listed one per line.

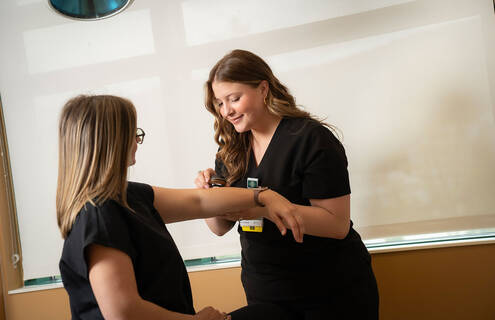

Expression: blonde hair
xmin=204 ymin=49 xmax=328 ymax=185
xmin=56 ymin=95 xmax=137 ymax=239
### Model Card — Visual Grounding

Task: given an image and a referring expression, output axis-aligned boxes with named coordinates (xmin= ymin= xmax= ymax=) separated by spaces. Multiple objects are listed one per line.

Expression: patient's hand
xmin=193 ymin=306 xmax=230 ymax=320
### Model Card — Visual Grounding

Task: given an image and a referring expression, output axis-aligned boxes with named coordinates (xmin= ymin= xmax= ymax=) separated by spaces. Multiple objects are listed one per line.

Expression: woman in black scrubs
xmin=195 ymin=50 xmax=379 ymax=320
xmin=57 ymin=94 xmax=302 ymax=320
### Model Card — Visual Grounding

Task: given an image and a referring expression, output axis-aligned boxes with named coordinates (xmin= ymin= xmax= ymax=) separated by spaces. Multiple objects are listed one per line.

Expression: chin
xmin=233 ymin=123 xmax=249 ymax=133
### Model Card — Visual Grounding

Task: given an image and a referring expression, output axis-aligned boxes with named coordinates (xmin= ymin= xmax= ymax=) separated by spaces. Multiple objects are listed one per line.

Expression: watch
xmin=253 ymin=187 xmax=269 ymax=207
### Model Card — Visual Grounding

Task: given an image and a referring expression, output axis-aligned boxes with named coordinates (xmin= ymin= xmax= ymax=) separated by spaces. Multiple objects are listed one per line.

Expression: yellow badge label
xmin=239 ymin=218 xmax=263 ymax=232
xmin=241 ymin=225 xmax=263 ymax=232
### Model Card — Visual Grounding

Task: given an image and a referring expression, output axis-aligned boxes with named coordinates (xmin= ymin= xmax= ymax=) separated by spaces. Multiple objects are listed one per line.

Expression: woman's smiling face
xmin=212 ymin=81 xmax=267 ymax=133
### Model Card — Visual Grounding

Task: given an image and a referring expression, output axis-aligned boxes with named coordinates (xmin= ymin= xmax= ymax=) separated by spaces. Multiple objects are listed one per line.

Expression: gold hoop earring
xmin=264 ymin=96 xmax=268 ymax=106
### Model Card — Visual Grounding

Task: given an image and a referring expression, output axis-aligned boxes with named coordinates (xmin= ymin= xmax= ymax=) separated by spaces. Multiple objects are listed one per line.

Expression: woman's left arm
xmin=294 ymin=194 xmax=350 ymax=239
xmin=152 ymin=186 xmax=304 ymax=242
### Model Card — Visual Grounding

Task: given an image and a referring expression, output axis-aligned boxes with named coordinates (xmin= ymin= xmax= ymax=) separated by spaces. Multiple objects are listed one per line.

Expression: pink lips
xmin=229 ymin=115 xmax=243 ymax=124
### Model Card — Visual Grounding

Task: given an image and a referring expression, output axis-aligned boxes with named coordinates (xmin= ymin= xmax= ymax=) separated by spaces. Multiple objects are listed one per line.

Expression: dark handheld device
xmin=209 ymin=175 xmax=226 ymax=188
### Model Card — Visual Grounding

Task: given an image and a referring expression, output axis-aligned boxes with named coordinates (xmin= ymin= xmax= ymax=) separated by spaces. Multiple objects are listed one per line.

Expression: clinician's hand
xmin=260 ymin=190 xmax=304 ymax=243
xmin=193 ymin=306 xmax=230 ymax=320
xmin=194 ymin=168 xmax=216 ymax=189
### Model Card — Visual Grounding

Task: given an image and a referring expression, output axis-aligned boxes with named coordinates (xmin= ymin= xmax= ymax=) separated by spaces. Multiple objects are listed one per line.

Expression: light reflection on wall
xmin=23 ymin=9 xmax=155 ymax=73
xmin=181 ymin=0 xmax=415 ymax=46
xmin=191 ymin=14 xmax=495 ymax=229
xmin=20 ymin=76 xmax=170 ymax=279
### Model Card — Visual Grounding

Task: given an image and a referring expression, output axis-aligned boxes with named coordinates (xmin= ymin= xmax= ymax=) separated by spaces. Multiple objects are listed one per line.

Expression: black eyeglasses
xmin=136 ymin=128 xmax=145 ymax=144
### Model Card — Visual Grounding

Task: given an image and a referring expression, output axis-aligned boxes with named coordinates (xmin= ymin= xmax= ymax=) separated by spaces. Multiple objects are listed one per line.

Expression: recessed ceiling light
xmin=48 ymin=0 xmax=134 ymax=21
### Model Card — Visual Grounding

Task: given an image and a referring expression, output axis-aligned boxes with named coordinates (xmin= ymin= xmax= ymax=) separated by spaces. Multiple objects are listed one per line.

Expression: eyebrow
xmin=214 ymin=92 xmax=241 ymax=101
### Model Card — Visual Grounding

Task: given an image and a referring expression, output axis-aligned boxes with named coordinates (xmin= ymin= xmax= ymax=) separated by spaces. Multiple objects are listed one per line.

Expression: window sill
xmin=9 ymin=233 xmax=495 ymax=294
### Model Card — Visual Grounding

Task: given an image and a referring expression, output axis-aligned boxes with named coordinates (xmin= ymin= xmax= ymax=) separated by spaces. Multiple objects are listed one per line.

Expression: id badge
xmin=240 ymin=177 xmax=263 ymax=232
xmin=240 ymin=219 xmax=263 ymax=232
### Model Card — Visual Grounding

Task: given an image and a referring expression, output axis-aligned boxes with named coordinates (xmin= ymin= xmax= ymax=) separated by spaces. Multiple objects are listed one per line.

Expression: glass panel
xmin=24 ymin=275 xmax=62 ymax=286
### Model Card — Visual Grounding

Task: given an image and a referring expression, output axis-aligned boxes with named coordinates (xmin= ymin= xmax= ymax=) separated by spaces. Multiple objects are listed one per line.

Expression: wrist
xmin=253 ymin=187 xmax=269 ymax=207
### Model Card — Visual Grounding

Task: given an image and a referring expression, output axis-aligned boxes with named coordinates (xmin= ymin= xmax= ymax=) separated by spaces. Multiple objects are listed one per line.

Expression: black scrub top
xmin=215 ymin=117 xmax=369 ymax=304
xmin=59 ymin=182 xmax=195 ymax=319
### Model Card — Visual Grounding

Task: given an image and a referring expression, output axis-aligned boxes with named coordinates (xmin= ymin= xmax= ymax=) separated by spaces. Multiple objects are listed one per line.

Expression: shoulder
xmin=282 ymin=117 xmax=347 ymax=167
xmin=64 ymin=199 xmax=131 ymax=260
xmin=73 ymin=199 xmax=128 ymax=235
xmin=282 ymin=117 xmax=328 ymax=134
xmin=282 ymin=117 xmax=341 ymax=147
xmin=62 ymin=199 xmax=136 ymax=278
xmin=80 ymin=198 xmax=124 ymax=219
xmin=127 ymin=181 xmax=154 ymax=204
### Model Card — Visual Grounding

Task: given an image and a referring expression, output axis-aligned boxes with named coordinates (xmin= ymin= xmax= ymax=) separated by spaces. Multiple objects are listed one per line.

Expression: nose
xmin=221 ymin=102 xmax=234 ymax=118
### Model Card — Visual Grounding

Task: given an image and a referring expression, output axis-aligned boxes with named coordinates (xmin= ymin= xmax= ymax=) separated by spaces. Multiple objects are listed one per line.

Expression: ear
xmin=258 ymin=80 xmax=269 ymax=97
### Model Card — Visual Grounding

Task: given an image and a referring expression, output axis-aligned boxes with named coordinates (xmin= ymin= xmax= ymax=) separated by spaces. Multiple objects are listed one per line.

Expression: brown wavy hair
xmin=204 ymin=49 xmax=329 ymax=185
xmin=56 ymin=95 xmax=136 ymax=238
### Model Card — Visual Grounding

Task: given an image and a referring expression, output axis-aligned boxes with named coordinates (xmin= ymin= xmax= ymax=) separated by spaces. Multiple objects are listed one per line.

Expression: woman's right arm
xmin=87 ymin=244 xmax=228 ymax=320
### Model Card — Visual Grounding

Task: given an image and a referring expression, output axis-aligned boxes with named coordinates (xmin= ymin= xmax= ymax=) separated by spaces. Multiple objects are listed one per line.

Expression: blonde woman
xmin=57 ymin=95 xmax=302 ymax=320
xmin=195 ymin=50 xmax=379 ymax=319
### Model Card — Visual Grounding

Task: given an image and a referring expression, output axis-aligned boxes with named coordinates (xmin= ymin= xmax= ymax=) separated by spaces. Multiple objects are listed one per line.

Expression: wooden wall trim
xmin=0 ymin=97 xmax=23 ymax=320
